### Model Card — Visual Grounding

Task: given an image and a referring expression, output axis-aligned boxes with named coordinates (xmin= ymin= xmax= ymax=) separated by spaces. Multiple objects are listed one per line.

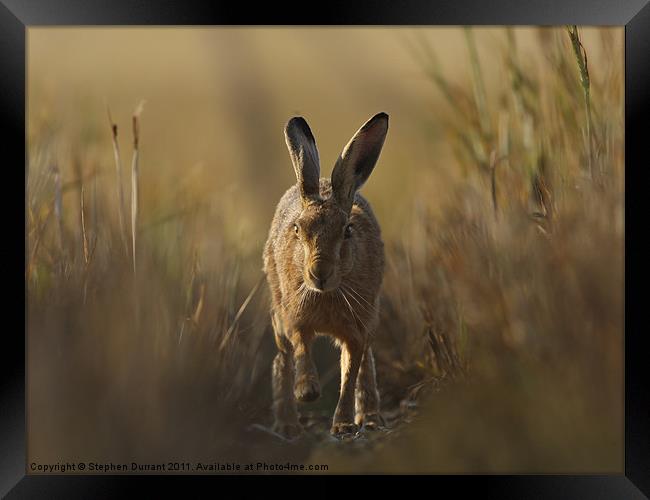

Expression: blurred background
xmin=27 ymin=27 xmax=623 ymax=473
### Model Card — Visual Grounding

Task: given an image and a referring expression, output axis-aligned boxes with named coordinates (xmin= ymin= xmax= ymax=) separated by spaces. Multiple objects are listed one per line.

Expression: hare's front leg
xmin=331 ymin=337 xmax=363 ymax=435
xmin=271 ymin=321 xmax=302 ymax=439
xmin=355 ymin=346 xmax=384 ymax=430
xmin=289 ymin=329 xmax=320 ymax=403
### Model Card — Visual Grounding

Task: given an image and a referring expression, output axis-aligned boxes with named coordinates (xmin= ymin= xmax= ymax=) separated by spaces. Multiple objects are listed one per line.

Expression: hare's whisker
xmin=344 ymin=283 xmax=376 ymax=311
xmin=339 ymin=287 xmax=367 ymax=331
xmin=293 ymin=282 xmax=307 ymax=300
xmin=298 ymin=285 xmax=313 ymax=311
xmin=336 ymin=288 xmax=350 ymax=318
xmin=343 ymin=280 xmax=378 ymax=310
xmin=297 ymin=288 xmax=306 ymax=310
xmin=341 ymin=283 xmax=377 ymax=317
xmin=283 ymin=282 xmax=306 ymax=309
xmin=340 ymin=284 xmax=373 ymax=316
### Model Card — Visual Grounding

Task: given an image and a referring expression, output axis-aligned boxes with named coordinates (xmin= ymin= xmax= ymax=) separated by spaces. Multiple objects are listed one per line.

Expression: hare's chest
xmin=287 ymin=292 xmax=373 ymax=342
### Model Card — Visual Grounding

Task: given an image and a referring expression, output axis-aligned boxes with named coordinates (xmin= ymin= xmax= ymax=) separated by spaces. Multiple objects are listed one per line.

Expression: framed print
xmin=3 ymin=0 xmax=649 ymax=496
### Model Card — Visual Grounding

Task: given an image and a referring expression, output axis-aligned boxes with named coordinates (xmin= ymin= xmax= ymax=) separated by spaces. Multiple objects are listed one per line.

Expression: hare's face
xmin=282 ymin=112 xmax=388 ymax=291
xmin=294 ymin=199 xmax=351 ymax=293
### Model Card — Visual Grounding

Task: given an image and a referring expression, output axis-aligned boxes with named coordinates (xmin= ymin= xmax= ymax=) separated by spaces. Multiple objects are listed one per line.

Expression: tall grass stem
xmin=107 ymin=106 xmax=130 ymax=257
xmin=567 ymin=25 xmax=594 ymax=179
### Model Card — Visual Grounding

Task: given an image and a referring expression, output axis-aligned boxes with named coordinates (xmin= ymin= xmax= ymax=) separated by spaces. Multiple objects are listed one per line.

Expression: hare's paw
xmin=272 ymin=421 xmax=304 ymax=440
xmin=357 ymin=412 xmax=386 ymax=431
xmin=330 ymin=421 xmax=359 ymax=436
xmin=294 ymin=374 xmax=321 ymax=403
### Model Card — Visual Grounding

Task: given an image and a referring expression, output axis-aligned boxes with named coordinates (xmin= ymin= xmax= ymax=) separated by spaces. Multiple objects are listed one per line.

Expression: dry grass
xmin=26 ymin=27 xmax=623 ymax=473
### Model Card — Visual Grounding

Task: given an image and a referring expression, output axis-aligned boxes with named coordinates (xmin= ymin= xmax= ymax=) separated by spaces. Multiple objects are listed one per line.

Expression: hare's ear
xmin=331 ymin=112 xmax=388 ymax=213
xmin=284 ymin=116 xmax=321 ymax=202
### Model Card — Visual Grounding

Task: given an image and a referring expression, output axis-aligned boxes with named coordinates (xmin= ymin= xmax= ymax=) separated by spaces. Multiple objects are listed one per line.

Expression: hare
xmin=263 ymin=112 xmax=388 ymax=437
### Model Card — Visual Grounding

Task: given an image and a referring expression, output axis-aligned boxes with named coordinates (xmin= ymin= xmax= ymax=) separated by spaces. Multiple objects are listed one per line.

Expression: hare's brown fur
xmin=263 ymin=113 xmax=388 ymax=436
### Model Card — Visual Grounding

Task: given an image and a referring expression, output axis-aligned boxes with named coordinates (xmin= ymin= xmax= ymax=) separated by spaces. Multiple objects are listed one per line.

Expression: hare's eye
xmin=293 ymin=224 xmax=300 ymax=235
xmin=344 ymin=224 xmax=353 ymax=239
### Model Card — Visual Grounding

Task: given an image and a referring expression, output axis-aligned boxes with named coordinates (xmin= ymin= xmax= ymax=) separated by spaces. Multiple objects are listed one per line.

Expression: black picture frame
xmin=4 ymin=0 xmax=649 ymax=496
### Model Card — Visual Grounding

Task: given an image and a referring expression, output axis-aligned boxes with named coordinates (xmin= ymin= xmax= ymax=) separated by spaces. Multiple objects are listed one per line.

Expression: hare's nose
xmin=309 ymin=267 xmax=333 ymax=291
